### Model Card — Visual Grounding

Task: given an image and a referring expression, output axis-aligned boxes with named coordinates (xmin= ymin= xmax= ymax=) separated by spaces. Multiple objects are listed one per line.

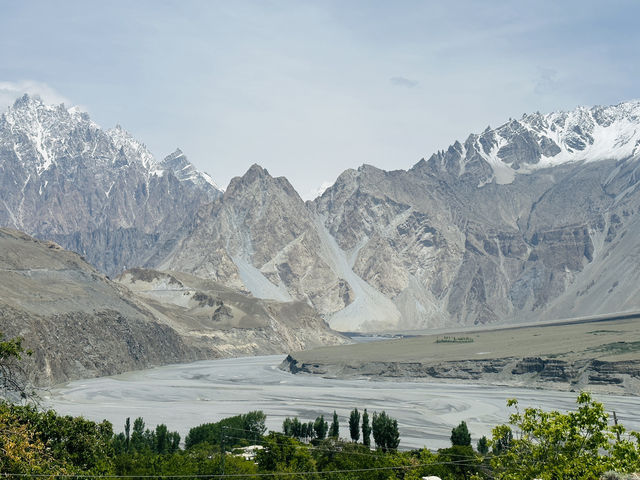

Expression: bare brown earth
xmin=281 ymin=314 xmax=640 ymax=395
xmin=0 ymin=228 xmax=347 ymax=387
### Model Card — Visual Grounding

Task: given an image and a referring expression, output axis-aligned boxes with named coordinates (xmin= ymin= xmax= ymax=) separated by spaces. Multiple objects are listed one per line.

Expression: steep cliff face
xmin=0 ymin=228 xmax=201 ymax=386
xmin=0 ymin=228 xmax=347 ymax=386
xmin=309 ymin=102 xmax=640 ymax=330
xmin=0 ymin=95 xmax=221 ymax=276
xmin=158 ymin=165 xmax=356 ymax=317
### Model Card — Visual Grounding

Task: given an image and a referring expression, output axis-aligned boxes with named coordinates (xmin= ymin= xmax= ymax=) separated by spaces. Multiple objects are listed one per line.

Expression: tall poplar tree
xmin=349 ymin=408 xmax=360 ymax=442
xmin=362 ymin=409 xmax=371 ymax=447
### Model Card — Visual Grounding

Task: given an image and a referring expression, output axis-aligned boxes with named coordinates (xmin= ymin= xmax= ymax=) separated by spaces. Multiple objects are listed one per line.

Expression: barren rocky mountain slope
xmin=3 ymin=96 xmax=640 ymax=333
xmin=0 ymin=95 xmax=220 ymax=275
xmin=161 ymin=101 xmax=640 ymax=331
xmin=0 ymin=228 xmax=346 ymax=386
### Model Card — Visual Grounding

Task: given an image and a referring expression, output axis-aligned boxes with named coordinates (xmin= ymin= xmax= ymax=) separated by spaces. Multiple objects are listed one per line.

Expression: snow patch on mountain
xmin=106 ymin=125 xmax=155 ymax=170
xmin=158 ymin=149 xmax=221 ymax=193
xmin=471 ymin=101 xmax=640 ymax=184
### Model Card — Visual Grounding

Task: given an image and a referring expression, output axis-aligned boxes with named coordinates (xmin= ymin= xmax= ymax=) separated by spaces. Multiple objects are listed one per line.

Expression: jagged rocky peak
xmin=158 ymin=148 xmax=222 ymax=198
xmin=1 ymin=94 xmax=100 ymax=173
xmin=0 ymin=94 xmax=223 ymax=275
xmin=418 ymin=100 xmax=640 ymax=185
xmin=106 ymin=124 xmax=155 ymax=170
xmin=225 ymin=163 xmax=300 ymax=201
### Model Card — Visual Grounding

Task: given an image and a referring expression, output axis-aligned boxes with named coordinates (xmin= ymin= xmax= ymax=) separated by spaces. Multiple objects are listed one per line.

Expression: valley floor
xmin=44 ymin=354 xmax=640 ymax=450
xmin=284 ymin=314 xmax=640 ymax=396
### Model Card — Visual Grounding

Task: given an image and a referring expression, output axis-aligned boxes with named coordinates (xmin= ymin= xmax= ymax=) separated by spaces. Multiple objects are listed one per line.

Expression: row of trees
xmin=3 ymin=332 xmax=640 ymax=478
xmin=112 ymin=417 xmax=181 ymax=455
xmin=4 ymin=390 xmax=640 ymax=479
xmin=281 ymin=408 xmax=400 ymax=452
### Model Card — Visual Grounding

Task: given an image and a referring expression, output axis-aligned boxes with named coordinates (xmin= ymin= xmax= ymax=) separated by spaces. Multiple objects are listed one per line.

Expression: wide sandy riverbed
xmin=45 ymin=355 xmax=640 ymax=450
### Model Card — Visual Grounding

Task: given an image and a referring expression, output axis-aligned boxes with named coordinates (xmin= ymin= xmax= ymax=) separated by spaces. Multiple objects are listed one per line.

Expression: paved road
xmin=45 ymin=355 xmax=640 ymax=450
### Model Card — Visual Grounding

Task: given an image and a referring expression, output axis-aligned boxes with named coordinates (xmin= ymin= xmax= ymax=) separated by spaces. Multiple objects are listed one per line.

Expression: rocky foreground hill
xmin=2 ymin=95 xmax=640 ymax=332
xmin=0 ymin=228 xmax=346 ymax=386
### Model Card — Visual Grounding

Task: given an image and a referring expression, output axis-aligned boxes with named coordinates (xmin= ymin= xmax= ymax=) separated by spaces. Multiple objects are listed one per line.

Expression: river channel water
xmin=45 ymin=355 xmax=640 ymax=450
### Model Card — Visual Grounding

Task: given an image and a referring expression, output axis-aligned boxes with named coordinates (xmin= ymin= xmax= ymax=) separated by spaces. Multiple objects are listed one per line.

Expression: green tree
xmin=255 ymin=432 xmax=316 ymax=479
xmin=437 ymin=445 xmax=481 ymax=480
xmin=3 ymin=403 xmax=115 ymax=473
xmin=305 ymin=421 xmax=315 ymax=441
xmin=371 ymin=411 xmax=400 ymax=452
xmin=130 ymin=417 xmax=148 ymax=452
xmin=329 ymin=411 xmax=339 ymax=438
xmin=0 ymin=403 xmax=69 ymax=476
xmin=185 ymin=411 xmax=266 ymax=449
xmin=348 ymin=408 xmax=360 ymax=442
xmin=313 ymin=415 xmax=328 ymax=440
xmin=124 ymin=417 xmax=130 ymax=451
xmin=492 ymin=425 xmax=512 ymax=455
xmin=451 ymin=420 xmax=471 ymax=446
xmin=490 ymin=392 xmax=640 ymax=480
xmin=362 ymin=409 xmax=371 ymax=447
xmin=0 ymin=331 xmax=33 ymax=400
xmin=477 ymin=435 xmax=489 ymax=455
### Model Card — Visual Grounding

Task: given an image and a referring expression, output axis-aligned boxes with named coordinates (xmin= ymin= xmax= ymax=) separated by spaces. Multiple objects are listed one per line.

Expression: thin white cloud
xmin=0 ymin=80 xmax=74 ymax=113
xmin=390 ymin=76 xmax=418 ymax=88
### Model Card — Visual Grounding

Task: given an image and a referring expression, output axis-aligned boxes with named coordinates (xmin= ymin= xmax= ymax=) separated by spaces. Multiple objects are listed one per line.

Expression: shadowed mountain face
xmin=0 ymin=95 xmax=221 ymax=276
xmin=0 ymin=228 xmax=347 ymax=386
xmin=3 ymin=96 xmax=640 ymax=332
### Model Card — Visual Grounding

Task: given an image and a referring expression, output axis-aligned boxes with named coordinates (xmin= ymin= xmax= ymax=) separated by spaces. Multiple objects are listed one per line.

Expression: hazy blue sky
xmin=1 ymin=1 xmax=639 ymax=198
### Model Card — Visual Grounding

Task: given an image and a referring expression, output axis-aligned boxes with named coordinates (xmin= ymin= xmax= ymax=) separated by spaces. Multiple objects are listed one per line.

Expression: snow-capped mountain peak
xmin=1 ymin=94 xmax=97 ymax=174
xmin=158 ymin=148 xmax=221 ymax=192
xmin=106 ymin=124 xmax=155 ymax=170
xmin=424 ymin=101 xmax=640 ymax=185
xmin=1 ymin=95 xmax=221 ymax=196
xmin=0 ymin=95 xmax=222 ymax=272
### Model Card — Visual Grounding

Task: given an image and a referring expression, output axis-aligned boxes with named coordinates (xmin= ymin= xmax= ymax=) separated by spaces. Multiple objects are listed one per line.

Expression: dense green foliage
xmin=313 ymin=414 xmax=328 ymax=440
xmin=371 ymin=410 xmax=400 ymax=452
xmin=282 ymin=416 xmax=316 ymax=440
xmin=184 ymin=410 xmax=266 ymax=449
xmin=490 ymin=392 xmax=640 ymax=480
xmin=112 ymin=417 xmax=180 ymax=455
xmin=451 ymin=420 xmax=472 ymax=446
xmin=2 ymin=393 xmax=640 ymax=479
xmin=477 ymin=435 xmax=489 ymax=455
xmin=0 ymin=402 xmax=114 ymax=475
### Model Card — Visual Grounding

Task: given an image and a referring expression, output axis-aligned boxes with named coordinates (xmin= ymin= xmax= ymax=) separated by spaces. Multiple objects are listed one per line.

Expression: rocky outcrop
xmin=157 ymin=165 xmax=357 ymax=316
xmin=0 ymin=228 xmax=347 ymax=386
xmin=281 ymin=354 xmax=640 ymax=394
